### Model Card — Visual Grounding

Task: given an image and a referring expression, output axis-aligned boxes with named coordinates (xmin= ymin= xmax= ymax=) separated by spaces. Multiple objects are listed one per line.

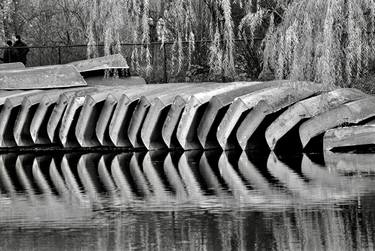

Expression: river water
xmin=0 ymin=150 xmax=374 ymax=250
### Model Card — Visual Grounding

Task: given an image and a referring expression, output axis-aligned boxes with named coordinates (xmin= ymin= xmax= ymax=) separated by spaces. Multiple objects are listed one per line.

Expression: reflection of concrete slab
xmin=0 ymin=65 xmax=87 ymax=90
xmin=323 ymin=124 xmax=375 ymax=151
xmin=266 ymin=88 xmax=366 ymax=150
xmin=300 ymin=97 xmax=375 ymax=149
xmin=324 ymin=151 xmax=375 ymax=174
xmin=236 ymin=84 xmax=330 ymax=150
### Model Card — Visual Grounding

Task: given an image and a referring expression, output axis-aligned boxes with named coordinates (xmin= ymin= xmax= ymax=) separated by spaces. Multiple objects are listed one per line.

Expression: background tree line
xmin=1 ymin=0 xmax=375 ymax=91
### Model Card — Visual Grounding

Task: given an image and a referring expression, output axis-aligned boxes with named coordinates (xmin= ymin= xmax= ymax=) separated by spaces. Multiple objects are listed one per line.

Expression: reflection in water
xmin=0 ymin=151 xmax=374 ymax=250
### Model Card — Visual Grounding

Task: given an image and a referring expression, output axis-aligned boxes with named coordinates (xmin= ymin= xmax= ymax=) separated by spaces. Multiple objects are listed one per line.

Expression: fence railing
xmin=0 ymin=39 xmax=260 ymax=83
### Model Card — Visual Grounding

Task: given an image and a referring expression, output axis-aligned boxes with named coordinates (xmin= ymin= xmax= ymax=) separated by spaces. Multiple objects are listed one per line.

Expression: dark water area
xmin=0 ymin=150 xmax=375 ymax=250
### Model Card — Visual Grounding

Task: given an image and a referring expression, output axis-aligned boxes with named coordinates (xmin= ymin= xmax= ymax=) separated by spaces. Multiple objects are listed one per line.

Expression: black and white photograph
xmin=0 ymin=0 xmax=374 ymax=250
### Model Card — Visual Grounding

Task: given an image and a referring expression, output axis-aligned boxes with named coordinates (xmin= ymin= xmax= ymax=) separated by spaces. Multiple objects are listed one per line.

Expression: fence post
xmin=58 ymin=46 xmax=62 ymax=64
xmin=163 ymin=43 xmax=168 ymax=83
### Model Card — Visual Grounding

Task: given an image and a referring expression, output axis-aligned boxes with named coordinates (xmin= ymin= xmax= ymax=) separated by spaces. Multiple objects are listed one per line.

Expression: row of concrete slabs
xmin=0 ymin=54 xmax=374 ymax=151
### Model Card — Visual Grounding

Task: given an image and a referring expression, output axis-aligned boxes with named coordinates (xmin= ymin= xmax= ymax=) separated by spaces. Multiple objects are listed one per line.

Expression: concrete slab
xmin=46 ymin=87 xmax=96 ymax=143
xmin=30 ymin=87 xmax=93 ymax=145
xmin=216 ymin=81 xmax=325 ymax=150
xmin=0 ymin=62 xmax=25 ymax=70
xmin=176 ymin=82 xmax=266 ymax=150
xmin=0 ymin=65 xmax=87 ymax=90
xmin=58 ymin=87 xmax=115 ymax=147
xmin=0 ymin=91 xmax=42 ymax=147
xmin=68 ymin=54 xmax=129 ymax=73
xmin=265 ymin=88 xmax=367 ymax=150
xmin=299 ymin=97 xmax=375 ymax=149
xmin=197 ymin=82 xmax=282 ymax=149
xmin=236 ymin=84 xmax=331 ymax=150
xmin=140 ymin=83 xmax=219 ymax=150
xmin=14 ymin=89 xmax=72 ymax=146
xmin=75 ymin=87 xmax=129 ymax=147
xmin=127 ymin=83 xmax=199 ymax=148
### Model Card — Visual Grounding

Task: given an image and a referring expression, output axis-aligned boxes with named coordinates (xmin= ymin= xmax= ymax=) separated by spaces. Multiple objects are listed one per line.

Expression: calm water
xmin=0 ymin=150 xmax=374 ymax=250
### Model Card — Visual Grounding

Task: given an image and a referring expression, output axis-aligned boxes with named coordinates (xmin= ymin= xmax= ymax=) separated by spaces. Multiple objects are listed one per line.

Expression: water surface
xmin=0 ymin=150 xmax=375 ymax=250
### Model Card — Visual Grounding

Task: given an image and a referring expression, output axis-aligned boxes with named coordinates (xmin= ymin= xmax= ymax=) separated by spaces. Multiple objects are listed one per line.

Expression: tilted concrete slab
xmin=0 ymin=65 xmax=87 ymax=90
xmin=0 ymin=90 xmax=42 ymax=147
xmin=127 ymin=83 xmax=202 ymax=148
xmin=68 ymin=54 xmax=129 ymax=73
xmin=75 ymin=87 xmax=132 ymax=147
xmin=161 ymin=82 xmax=228 ymax=149
xmin=323 ymin=124 xmax=375 ymax=151
xmin=14 ymin=89 xmax=73 ymax=146
xmin=299 ymin=97 xmax=375 ymax=149
xmin=197 ymin=82 xmax=283 ymax=149
xmin=140 ymin=83 xmax=221 ymax=150
xmin=46 ymin=87 xmax=97 ymax=144
xmin=236 ymin=83 xmax=332 ymax=150
xmin=176 ymin=82 xmax=266 ymax=150
xmin=58 ymin=88 xmax=103 ymax=147
xmin=0 ymin=62 xmax=25 ymax=71
xmin=216 ymin=81 xmax=325 ymax=150
xmin=265 ymin=88 xmax=367 ymax=150
xmin=108 ymin=83 xmax=184 ymax=147
xmin=30 ymin=87 xmax=93 ymax=145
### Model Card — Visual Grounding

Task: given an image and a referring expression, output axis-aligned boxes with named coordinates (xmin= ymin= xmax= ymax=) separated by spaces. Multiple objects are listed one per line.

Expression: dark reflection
xmin=0 ymin=150 xmax=375 ymax=250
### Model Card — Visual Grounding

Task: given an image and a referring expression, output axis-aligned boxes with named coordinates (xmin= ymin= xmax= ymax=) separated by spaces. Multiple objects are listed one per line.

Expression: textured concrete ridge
xmin=0 ymin=76 xmax=372 ymax=152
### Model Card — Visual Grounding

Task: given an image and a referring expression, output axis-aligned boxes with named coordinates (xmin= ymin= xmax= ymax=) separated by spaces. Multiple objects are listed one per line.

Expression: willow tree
xmin=240 ymin=0 xmax=375 ymax=86
xmin=85 ymin=0 xmax=239 ymax=79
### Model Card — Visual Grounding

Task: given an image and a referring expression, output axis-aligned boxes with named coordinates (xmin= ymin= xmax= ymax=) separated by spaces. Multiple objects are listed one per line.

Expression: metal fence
xmin=0 ymin=40 xmax=259 ymax=83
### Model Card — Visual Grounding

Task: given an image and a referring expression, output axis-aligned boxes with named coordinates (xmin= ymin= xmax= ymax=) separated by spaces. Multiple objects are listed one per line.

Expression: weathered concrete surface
xmin=197 ymin=82 xmax=280 ymax=149
xmin=161 ymin=82 xmax=228 ymax=149
xmin=140 ymin=83 xmax=221 ymax=150
xmin=30 ymin=87 xmax=92 ymax=145
xmin=59 ymin=88 xmax=104 ymax=147
xmin=75 ymin=87 xmax=130 ymax=147
xmin=14 ymin=89 xmax=70 ymax=146
xmin=0 ymin=65 xmax=87 ymax=90
xmin=299 ymin=97 xmax=375 ymax=149
xmin=95 ymin=94 xmax=123 ymax=146
xmin=176 ymin=82 xmax=265 ymax=150
xmin=0 ymin=62 xmax=25 ymax=71
xmin=236 ymin=84 xmax=332 ymax=150
xmin=47 ymin=87 xmax=97 ymax=143
xmin=216 ymin=82 xmax=311 ymax=150
xmin=68 ymin=54 xmax=129 ymax=73
xmin=0 ymin=91 xmax=41 ymax=147
xmin=108 ymin=83 xmax=183 ymax=147
xmin=265 ymin=88 xmax=367 ymax=150
xmin=128 ymin=83 xmax=202 ymax=148
xmin=323 ymin=124 xmax=375 ymax=151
